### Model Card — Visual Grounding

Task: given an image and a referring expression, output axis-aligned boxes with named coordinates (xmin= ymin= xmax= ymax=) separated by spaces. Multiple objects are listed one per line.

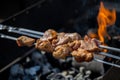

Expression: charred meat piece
xmin=56 ymin=33 xmax=81 ymax=46
xmin=65 ymin=33 xmax=81 ymax=41
xmin=80 ymin=35 xmax=99 ymax=51
xmin=68 ymin=40 xmax=81 ymax=50
xmin=41 ymin=29 xmax=57 ymax=40
xmin=51 ymin=39 xmax=58 ymax=47
xmin=85 ymin=52 xmax=94 ymax=62
xmin=71 ymin=48 xmax=93 ymax=62
xmin=16 ymin=36 xmax=35 ymax=47
xmin=35 ymin=39 xmax=54 ymax=53
xmin=53 ymin=44 xmax=72 ymax=59
xmin=56 ymin=32 xmax=72 ymax=45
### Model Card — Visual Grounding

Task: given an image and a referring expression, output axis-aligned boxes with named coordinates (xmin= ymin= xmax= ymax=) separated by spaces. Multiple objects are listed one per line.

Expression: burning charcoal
xmin=23 ymin=66 xmax=41 ymax=80
xmin=79 ymin=67 xmax=85 ymax=73
xmin=94 ymin=76 xmax=103 ymax=80
xmin=9 ymin=64 xmax=24 ymax=80
xmin=23 ymin=76 xmax=32 ymax=80
xmin=42 ymin=63 xmax=52 ymax=75
xmin=70 ymin=67 xmax=79 ymax=73
xmin=83 ymin=70 xmax=91 ymax=80
xmin=51 ymin=68 xmax=60 ymax=73
xmin=47 ymin=73 xmax=56 ymax=79
xmin=9 ymin=64 xmax=24 ymax=76
xmin=53 ymin=73 xmax=66 ymax=80
xmin=31 ymin=51 xmax=47 ymax=65
xmin=65 ymin=75 xmax=74 ymax=80
xmin=61 ymin=71 xmax=67 ymax=76
xmin=22 ymin=75 xmax=39 ymax=80
xmin=68 ymin=70 xmax=75 ymax=75
xmin=74 ymin=73 xmax=84 ymax=80
xmin=47 ymin=73 xmax=66 ymax=80
xmin=74 ymin=67 xmax=85 ymax=80
xmin=25 ymin=66 xmax=40 ymax=76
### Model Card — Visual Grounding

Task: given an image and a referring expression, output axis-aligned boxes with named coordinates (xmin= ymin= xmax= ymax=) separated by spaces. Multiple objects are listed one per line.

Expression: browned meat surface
xmin=68 ymin=40 xmax=81 ymax=50
xmin=41 ymin=29 xmax=57 ymax=41
xmin=53 ymin=44 xmax=72 ymax=59
xmin=80 ymin=35 xmax=99 ymax=51
xmin=71 ymin=48 xmax=93 ymax=62
xmin=35 ymin=39 xmax=54 ymax=53
xmin=55 ymin=32 xmax=71 ymax=45
xmin=65 ymin=33 xmax=81 ymax=41
xmin=51 ymin=39 xmax=58 ymax=47
xmin=16 ymin=36 xmax=35 ymax=47
xmin=55 ymin=32 xmax=81 ymax=46
xmin=16 ymin=30 xmax=100 ymax=63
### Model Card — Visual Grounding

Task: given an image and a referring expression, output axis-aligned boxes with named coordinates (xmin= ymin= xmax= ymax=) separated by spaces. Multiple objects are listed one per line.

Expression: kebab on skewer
xmin=1 ymin=25 xmax=120 ymax=68
xmin=16 ymin=29 xmax=102 ymax=62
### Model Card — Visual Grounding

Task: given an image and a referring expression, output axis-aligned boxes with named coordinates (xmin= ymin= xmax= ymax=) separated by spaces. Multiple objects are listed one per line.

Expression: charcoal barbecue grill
xmin=0 ymin=0 xmax=120 ymax=80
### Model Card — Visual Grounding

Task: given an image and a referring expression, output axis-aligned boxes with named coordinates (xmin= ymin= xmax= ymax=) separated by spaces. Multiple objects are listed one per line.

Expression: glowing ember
xmin=97 ymin=2 xmax=116 ymax=43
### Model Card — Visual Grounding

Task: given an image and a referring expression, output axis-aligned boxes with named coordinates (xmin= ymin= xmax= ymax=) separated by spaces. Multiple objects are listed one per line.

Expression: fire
xmin=97 ymin=2 xmax=116 ymax=43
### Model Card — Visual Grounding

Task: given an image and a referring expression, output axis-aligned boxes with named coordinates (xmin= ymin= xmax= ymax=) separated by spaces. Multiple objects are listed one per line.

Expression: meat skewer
xmin=1 ymin=24 xmax=120 ymax=53
xmin=1 ymin=33 xmax=120 ymax=68
xmin=1 ymin=25 xmax=120 ymax=65
xmin=2 ymin=33 xmax=119 ymax=60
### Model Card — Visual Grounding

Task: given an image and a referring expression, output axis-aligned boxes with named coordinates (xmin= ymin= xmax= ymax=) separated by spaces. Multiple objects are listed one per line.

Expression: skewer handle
xmin=0 ymin=34 xmax=17 ymax=40
xmin=19 ymin=28 xmax=44 ymax=35
xmin=8 ymin=29 xmax=40 ymax=38
xmin=0 ymin=24 xmax=44 ymax=36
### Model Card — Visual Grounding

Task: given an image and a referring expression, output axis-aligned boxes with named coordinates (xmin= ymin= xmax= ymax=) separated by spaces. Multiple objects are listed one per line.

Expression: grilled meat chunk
xmin=55 ymin=32 xmax=81 ymax=46
xmin=41 ymin=29 xmax=57 ymax=40
xmin=68 ymin=40 xmax=81 ymax=50
xmin=71 ymin=48 xmax=93 ymax=62
xmin=56 ymin=32 xmax=72 ymax=45
xmin=80 ymin=35 xmax=99 ymax=51
xmin=16 ymin=36 xmax=35 ymax=47
xmin=65 ymin=33 xmax=81 ymax=41
xmin=53 ymin=44 xmax=72 ymax=59
xmin=35 ymin=39 xmax=54 ymax=53
xmin=16 ymin=30 xmax=99 ymax=63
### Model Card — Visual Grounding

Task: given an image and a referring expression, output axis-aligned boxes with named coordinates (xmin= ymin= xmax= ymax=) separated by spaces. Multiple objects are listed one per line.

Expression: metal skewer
xmin=99 ymin=52 xmax=120 ymax=60
xmin=0 ymin=24 xmax=44 ymax=36
xmin=8 ymin=28 xmax=40 ymax=38
xmin=1 ymin=33 xmax=120 ymax=68
xmin=94 ymin=58 xmax=120 ymax=68
xmin=18 ymin=28 xmax=44 ymax=35
xmin=99 ymin=45 xmax=120 ymax=53
xmin=0 ymin=34 xmax=17 ymax=40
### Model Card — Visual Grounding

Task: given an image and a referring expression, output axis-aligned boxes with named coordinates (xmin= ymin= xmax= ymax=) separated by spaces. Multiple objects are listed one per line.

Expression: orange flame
xmin=97 ymin=2 xmax=116 ymax=43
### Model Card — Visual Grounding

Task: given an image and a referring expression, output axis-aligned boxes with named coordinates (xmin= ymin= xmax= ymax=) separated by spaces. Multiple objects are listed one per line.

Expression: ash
xmin=9 ymin=51 xmax=103 ymax=80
